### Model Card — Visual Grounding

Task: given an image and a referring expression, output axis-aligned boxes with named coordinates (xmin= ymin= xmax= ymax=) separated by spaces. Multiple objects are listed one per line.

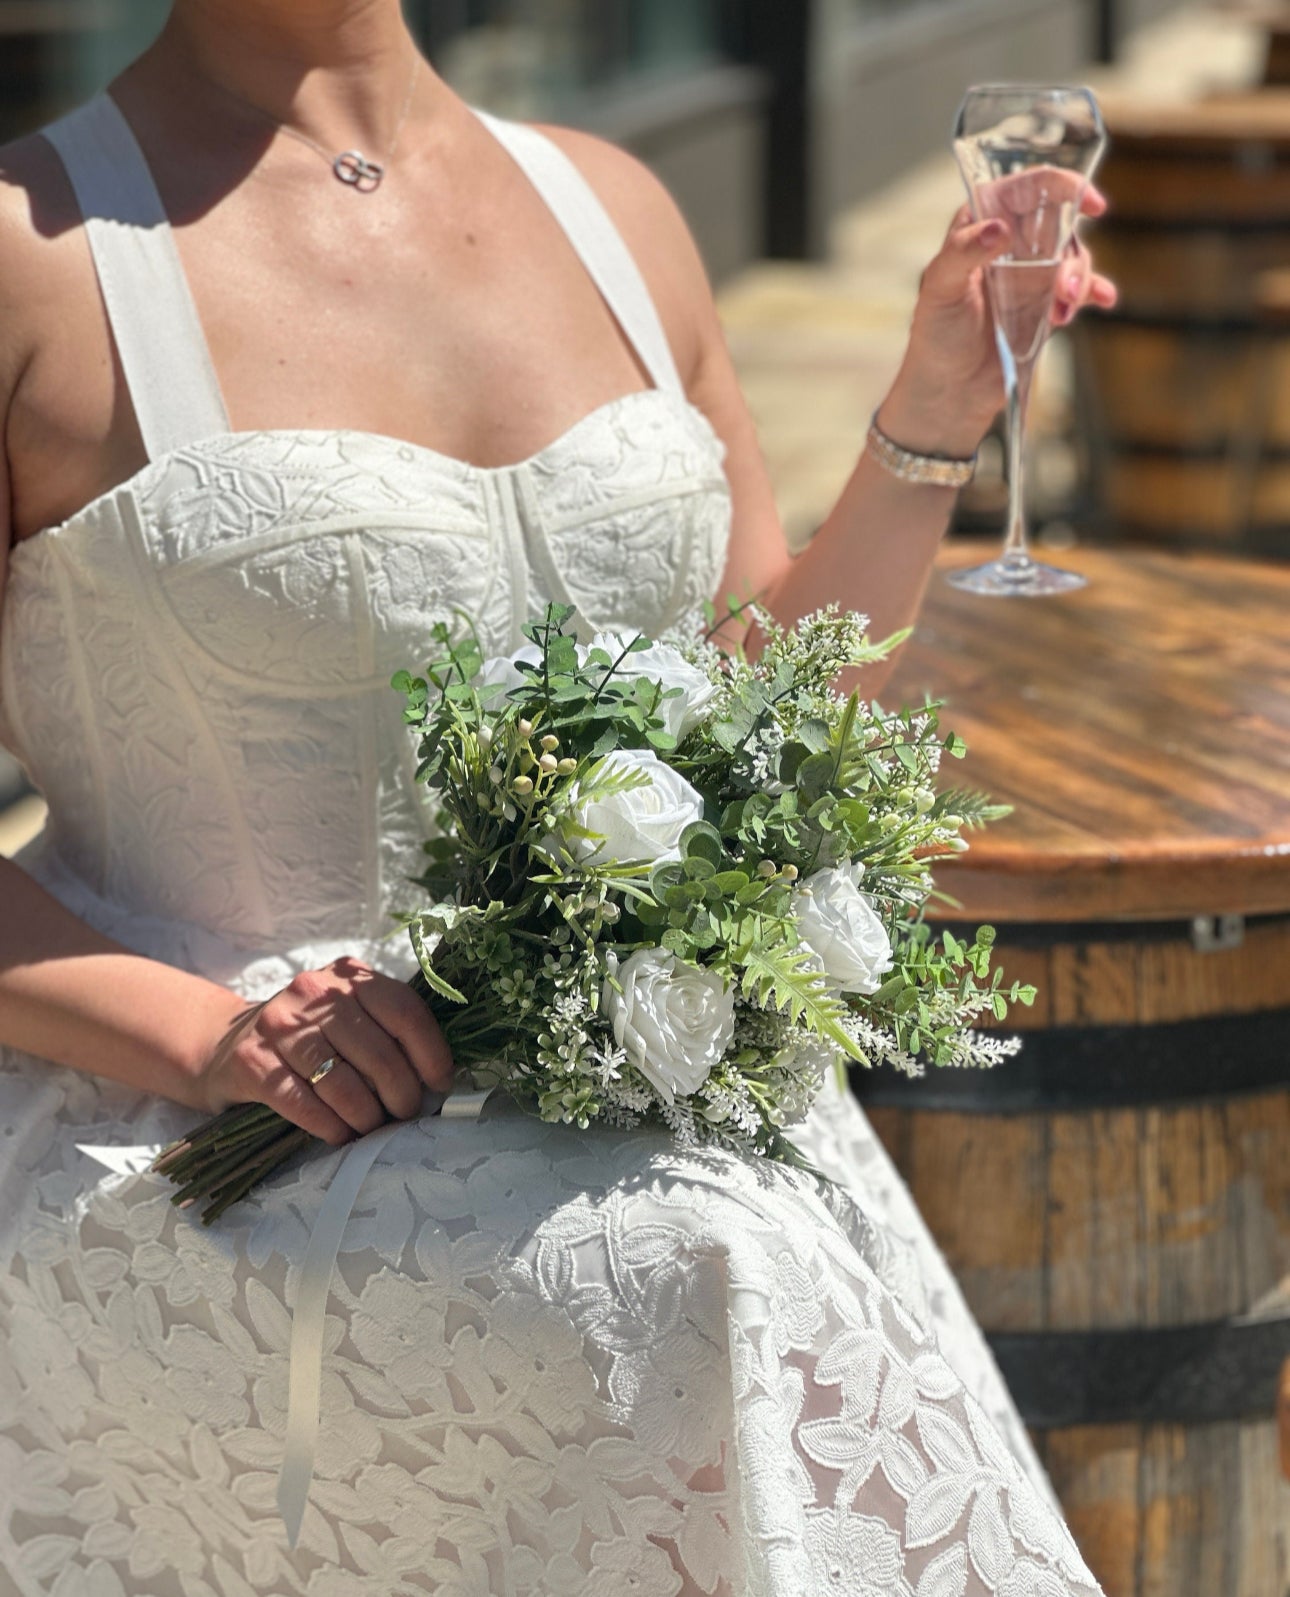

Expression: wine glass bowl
xmin=948 ymin=85 xmax=1106 ymax=597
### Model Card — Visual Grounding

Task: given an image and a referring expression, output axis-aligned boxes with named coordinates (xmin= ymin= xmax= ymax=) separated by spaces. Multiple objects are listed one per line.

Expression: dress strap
xmin=42 ymin=95 xmax=231 ymax=460
xmin=474 ymin=111 xmax=684 ymax=397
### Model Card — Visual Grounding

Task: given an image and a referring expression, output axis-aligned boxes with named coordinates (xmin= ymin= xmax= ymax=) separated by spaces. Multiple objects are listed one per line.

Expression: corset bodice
xmin=0 ymin=403 xmax=729 ymax=946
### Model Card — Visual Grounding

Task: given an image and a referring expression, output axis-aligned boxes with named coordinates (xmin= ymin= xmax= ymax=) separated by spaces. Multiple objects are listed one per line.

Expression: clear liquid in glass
xmin=947 ymin=85 xmax=1106 ymax=597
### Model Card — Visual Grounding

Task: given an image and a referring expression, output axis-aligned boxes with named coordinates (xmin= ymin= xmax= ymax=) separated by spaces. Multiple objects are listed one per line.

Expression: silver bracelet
xmin=866 ymin=415 xmax=977 ymax=489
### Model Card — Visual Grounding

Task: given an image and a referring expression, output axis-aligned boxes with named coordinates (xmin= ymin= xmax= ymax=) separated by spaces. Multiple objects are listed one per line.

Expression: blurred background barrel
xmin=1072 ymin=96 xmax=1290 ymax=554
xmin=1264 ymin=12 xmax=1290 ymax=87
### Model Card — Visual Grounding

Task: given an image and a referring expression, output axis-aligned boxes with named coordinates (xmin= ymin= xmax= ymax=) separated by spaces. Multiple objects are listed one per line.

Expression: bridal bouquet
xmin=156 ymin=603 xmax=1031 ymax=1221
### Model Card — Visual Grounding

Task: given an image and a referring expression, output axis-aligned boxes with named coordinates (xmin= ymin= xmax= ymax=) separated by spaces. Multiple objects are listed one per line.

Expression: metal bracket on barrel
xmin=1191 ymin=913 xmax=1245 ymax=953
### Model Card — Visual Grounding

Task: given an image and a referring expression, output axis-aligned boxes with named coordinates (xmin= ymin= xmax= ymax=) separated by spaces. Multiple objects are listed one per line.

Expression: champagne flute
xmin=948 ymin=84 xmax=1106 ymax=596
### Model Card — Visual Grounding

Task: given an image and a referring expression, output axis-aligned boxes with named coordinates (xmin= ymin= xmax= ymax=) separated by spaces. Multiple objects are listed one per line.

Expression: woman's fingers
xmin=303 ymin=1053 xmax=388 ymax=1136
xmin=1053 ymin=252 xmax=1088 ymax=325
xmin=1052 ymin=243 xmax=1118 ymax=325
xmin=210 ymin=957 xmax=455 ymax=1140
xmin=1087 ymin=272 xmax=1117 ymax=309
xmin=256 ymin=1053 xmax=354 ymax=1145
xmin=921 ymin=216 xmax=1012 ymax=303
xmin=1080 ymin=183 xmax=1109 ymax=218
xmin=350 ymin=965 xmax=455 ymax=1092
xmin=322 ymin=995 xmax=425 ymax=1121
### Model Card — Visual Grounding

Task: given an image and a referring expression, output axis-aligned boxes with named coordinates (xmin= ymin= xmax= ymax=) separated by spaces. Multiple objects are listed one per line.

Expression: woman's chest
xmin=182 ymin=171 xmax=659 ymax=458
xmin=10 ymin=139 xmax=678 ymax=544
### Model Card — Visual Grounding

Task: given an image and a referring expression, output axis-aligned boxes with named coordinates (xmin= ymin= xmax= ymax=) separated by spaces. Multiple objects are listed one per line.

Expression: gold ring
xmin=309 ymin=1056 xmax=338 ymax=1087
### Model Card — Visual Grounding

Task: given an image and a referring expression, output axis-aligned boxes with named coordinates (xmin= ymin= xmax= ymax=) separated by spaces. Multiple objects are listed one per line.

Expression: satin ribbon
xmin=277 ymin=1085 xmax=493 ymax=1547
xmin=77 ymin=1143 xmax=164 ymax=1175
xmin=80 ymin=1088 xmax=495 ymax=1550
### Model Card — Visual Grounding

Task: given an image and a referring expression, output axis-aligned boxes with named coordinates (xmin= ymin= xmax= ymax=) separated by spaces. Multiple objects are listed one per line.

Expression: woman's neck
xmin=141 ymin=0 xmax=429 ymax=154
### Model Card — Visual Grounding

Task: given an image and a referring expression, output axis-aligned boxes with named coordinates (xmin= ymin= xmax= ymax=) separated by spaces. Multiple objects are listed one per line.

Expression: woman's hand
xmin=877 ymin=186 xmax=1117 ymax=459
xmin=196 ymin=957 xmax=454 ymax=1144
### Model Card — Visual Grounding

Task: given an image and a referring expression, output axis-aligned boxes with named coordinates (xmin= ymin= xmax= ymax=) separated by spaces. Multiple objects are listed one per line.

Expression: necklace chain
xmin=203 ymin=55 xmax=421 ymax=194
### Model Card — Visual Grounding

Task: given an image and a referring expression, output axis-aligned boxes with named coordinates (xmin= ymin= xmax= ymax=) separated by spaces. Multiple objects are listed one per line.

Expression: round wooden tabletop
xmin=884 ymin=541 xmax=1290 ymax=923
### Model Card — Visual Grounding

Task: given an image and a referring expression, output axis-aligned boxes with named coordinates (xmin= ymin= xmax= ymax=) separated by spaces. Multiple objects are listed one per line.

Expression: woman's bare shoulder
xmin=530 ymin=124 xmax=717 ymax=385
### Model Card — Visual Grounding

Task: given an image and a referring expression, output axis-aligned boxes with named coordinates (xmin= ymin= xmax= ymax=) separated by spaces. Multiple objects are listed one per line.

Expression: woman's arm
xmin=706 ymin=203 xmax=1115 ymax=678
xmin=0 ymin=857 xmax=454 ymax=1138
xmin=550 ymin=131 xmax=1115 ymax=691
xmin=0 ymin=861 xmax=251 ymax=1105
xmin=0 ymin=166 xmax=452 ymax=1132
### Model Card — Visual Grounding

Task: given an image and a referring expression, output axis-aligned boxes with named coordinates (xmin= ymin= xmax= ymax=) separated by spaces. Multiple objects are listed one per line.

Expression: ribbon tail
xmin=275 ymin=1085 xmax=492 ymax=1547
xmin=276 ymin=1120 xmax=403 ymax=1548
xmin=76 ymin=1143 xmax=165 ymax=1176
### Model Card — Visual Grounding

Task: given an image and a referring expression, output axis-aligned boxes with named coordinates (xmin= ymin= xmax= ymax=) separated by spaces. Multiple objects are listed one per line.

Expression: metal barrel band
xmin=851 ymin=1006 xmax=1290 ymax=1113
xmin=932 ymin=912 xmax=1287 ymax=952
xmin=987 ymin=1315 xmax=1290 ymax=1430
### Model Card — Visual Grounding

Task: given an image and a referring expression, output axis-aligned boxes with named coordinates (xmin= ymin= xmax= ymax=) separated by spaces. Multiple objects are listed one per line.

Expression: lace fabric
xmin=0 ymin=94 xmax=1102 ymax=1597
xmin=1 ymin=1064 xmax=1095 ymax=1597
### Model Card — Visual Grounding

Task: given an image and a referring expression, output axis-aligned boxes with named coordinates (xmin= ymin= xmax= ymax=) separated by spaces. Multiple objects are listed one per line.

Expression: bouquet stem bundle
xmin=153 ymin=1106 xmax=311 ymax=1224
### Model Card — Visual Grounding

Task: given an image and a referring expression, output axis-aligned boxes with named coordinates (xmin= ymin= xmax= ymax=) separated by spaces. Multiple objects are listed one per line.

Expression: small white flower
xmin=588 ymin=632 xmax=720 ymax=740
xmin=793 ymin=865 xmax=894 ymax=996
xmin=565 ymin=749 xmax=703 ymax=865
xmin=475 ymin=643 xmax=542 ymax=702
xmin=602 ymin=949 xmax=736 ymax=1103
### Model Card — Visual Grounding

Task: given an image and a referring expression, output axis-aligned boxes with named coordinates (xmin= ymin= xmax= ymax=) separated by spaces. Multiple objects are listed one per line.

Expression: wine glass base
xmin=945 ymin=556 xmax=1087 ymax=597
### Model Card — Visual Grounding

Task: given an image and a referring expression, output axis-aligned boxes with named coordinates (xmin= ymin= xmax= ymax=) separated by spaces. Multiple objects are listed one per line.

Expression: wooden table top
xmin=1099 ymin=89 xmax=1290 ymax=147
xmin=884 ymin=542 xmax=1290 ymax=923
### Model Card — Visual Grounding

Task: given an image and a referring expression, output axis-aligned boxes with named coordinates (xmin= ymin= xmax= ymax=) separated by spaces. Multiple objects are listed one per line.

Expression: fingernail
xmin=1063 ymin=271 xmax=1080 ymax=297
xmin=981 ymin=220 xmax=1007 ymax=242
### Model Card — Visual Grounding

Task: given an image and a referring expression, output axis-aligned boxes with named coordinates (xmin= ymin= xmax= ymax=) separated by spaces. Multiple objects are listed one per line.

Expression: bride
xmin=0 ymin=2 xmax=1116 ymax=1593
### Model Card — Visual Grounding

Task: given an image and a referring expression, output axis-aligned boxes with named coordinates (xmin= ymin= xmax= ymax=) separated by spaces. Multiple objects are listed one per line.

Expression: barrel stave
xmin=1039 ymin=1421 xmax=1290 ymax=1597
xmin=980 ymin=917 xmax=1290 ymax=1030
xmin=866 ymin=1092 xmax=1289 ymax=1334
xmin=1071 ymin=101 xmax=1290 ymax=550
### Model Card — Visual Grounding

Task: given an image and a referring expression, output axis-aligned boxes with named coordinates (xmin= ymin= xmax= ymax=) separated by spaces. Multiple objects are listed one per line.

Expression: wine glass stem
xmin=1003 ymin=358 xmax=1035 ymax=568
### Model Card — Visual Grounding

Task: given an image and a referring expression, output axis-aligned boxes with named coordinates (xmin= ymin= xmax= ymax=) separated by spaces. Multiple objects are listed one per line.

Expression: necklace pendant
xmin=333 ymin=151 xmax=384 ymax=192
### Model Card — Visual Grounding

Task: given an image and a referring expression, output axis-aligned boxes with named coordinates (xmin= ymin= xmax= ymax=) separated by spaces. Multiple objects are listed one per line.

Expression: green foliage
xmin=393 ymin=601 xmax=1028 ymax=1100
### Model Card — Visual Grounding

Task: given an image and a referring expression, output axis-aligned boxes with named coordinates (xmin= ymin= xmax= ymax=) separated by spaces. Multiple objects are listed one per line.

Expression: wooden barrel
xmin=1266 ymin=19 xmax=1290 ymax=87
xmin=1072 ymin=97 xmax=1290 ymax=552
xmin=853 ymin=915 xmax=1290 ymax=1597
xmin=875 ymin=544 xmax=1290 ymax=1597
xmin=1074 ymin=312 xmax=1290 ymax=548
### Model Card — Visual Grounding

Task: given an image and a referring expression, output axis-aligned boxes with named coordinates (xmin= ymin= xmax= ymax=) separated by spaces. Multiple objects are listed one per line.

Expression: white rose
xmin=793 ymin=866 xmax=894 ymax=996
xmin=565 ymin=749 xmax=704 ymax=865
xmin=588 ymin=632 xmax=719 ymax=741
xmin=475 ymin=643 xmax=542 ymax=703
xmin=603 ymin=949 xmax=736 ymax=1102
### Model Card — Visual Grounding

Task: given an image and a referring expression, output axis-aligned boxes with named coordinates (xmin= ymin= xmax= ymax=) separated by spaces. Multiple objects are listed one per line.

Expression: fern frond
xmin=736 ymin=933 xmax=862 ymax=1061
xmin=941 ymin=787 xmax=1012 ymax=827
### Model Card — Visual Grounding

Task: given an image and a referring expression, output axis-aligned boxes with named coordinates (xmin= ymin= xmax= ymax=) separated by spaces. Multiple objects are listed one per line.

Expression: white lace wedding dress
xmin=0 ymin=95 xmax=1102 ymax=1597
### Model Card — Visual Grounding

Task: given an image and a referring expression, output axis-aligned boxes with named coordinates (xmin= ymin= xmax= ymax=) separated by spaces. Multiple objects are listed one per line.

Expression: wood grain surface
xmin=977 ymin=918 xmax=1290 ymax=1029
xmin=1039 ymin=1420 xmax=1289 ymax=1597
xmin=885 ymin=543 xmax=1290 ymax=921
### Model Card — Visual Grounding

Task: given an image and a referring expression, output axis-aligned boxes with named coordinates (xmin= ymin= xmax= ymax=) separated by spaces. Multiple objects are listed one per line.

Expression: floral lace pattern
xmin=0 ymin=398 xmax=1100 ymax=1596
